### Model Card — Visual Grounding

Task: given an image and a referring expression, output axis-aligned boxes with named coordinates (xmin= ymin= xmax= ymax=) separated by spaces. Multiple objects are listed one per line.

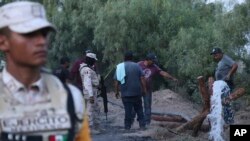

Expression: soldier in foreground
xmin=0 ymin=1 xmax=86 ymax=141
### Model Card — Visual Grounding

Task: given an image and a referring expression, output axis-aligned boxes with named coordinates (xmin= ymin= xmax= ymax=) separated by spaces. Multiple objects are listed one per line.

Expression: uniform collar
xmin=80 ymin=62 xmax=87 ymax=67
xmin=2 ymin=67 xmax=44 ymax=93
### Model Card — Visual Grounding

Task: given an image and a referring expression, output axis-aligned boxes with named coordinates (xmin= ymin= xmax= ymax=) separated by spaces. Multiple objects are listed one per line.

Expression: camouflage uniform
xmin=79 ymin=63 xmax=100 ymax=129
xmin=0 ymin=69 xmax=84 ymax=141
xmin=0 ymin=1 xmax=85 ymax=140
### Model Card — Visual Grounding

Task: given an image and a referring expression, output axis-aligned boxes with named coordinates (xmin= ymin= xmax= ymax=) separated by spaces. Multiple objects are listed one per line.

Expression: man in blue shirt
xmin=210 ymin=48 xmax=238 ymax=124
xmin=114 ymin=51 xmax=147 ymax=130
xmin=210 ymin=48 xmax=238 ymax=90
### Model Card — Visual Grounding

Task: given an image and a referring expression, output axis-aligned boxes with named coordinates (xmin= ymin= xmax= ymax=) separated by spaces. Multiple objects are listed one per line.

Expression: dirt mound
xmin=152 ymin=89 xmax=200 ymax=120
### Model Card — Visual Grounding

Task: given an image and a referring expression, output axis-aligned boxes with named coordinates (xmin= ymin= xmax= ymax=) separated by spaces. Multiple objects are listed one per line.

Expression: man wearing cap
xmin=210 ymin=48 xmax=238 ymax=124
xmin=0 ymin=1 xmax=85 ymax=141
xmin=70 ymin=49 xmax=94 ymax=91
xmin=79 ymin=52 xmax=102 ymax=134
xmin=137 ymin=53 xmax=178 ymax=125
xmin=210 ymin=48 xmax=238 ymax=90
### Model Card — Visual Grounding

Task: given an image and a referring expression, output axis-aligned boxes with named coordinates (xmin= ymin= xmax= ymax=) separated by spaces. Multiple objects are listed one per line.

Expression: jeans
xmin=131 ymin=91 xmax=152 ymax=125
xmin=122 ymin=96 xmax=145 ymax=129
xmin=143 ymin=91 xmax=152 ymax=124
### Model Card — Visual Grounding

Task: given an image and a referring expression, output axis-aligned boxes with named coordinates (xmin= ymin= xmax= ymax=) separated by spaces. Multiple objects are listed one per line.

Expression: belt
xmin=1 ymin=132 xmax=42 ymax=141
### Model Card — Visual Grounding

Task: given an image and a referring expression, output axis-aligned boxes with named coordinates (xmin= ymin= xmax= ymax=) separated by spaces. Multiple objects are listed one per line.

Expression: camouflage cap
xmin=0 ymin=1 xmax=55 ymax=33
xmin=86 ymin=53 xmax=98 ymax=60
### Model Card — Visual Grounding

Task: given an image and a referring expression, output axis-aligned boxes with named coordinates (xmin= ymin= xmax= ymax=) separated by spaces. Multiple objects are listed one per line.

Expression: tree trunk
xmin=176 ymin=76 xmax=212 ymax=136
xmin=151 ymin=114 xmax=187 ymax=123
xmin=175 ymin=76 xmax=245 ymax=137
xmin=230 ymin=88 xmax=245 ymax=101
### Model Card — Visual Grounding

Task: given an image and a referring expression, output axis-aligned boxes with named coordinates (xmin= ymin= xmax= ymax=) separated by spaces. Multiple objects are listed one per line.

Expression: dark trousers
xmin=122 ymin=96 xmax=145 ymax=129
xmin=131 ymin=91 xmax=152 ymax=125
xmin=225 ymin=80 xmax=234 ymax=91
xmin=143 ymin=91 xmax=152 ymax=124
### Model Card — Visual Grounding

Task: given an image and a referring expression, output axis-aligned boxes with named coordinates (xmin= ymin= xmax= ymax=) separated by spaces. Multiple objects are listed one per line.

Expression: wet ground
xmin=92 ymin=124 xmax=155 ymax=141
xmin=91 ymin=90 xmax=200 ymax=141
xmin=91 ymin=89 xmax=250 ymax=141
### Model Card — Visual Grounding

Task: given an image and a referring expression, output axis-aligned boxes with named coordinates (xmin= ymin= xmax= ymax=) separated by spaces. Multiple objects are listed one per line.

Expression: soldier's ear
xmin=0 ymin=35 xmax=10 ymax=52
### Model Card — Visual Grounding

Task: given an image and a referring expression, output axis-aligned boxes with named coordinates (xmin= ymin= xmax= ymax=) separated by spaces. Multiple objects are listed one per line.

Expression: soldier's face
xmin=0 ymin=28 xmax=50 ymax=67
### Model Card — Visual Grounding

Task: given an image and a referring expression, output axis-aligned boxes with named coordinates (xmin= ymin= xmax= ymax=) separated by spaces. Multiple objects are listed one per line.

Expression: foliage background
xmin=1 ymin=0 xmax=250 ymax=102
